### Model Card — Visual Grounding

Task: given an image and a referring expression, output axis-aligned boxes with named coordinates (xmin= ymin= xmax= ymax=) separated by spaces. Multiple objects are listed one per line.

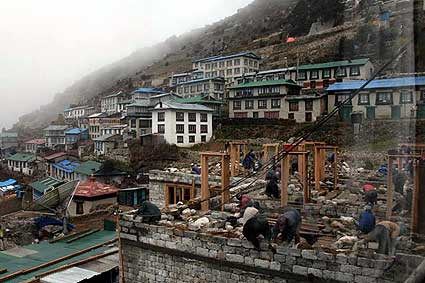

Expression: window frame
xmin=176 ymin=112 xmax=184 ymax=122
xmin=177 ymin=136 xmax=184 ymax=144
xmin=376 ymin=92 xmax=393 ymax=105
xmin=165 ymin=184 xmax=194 ymax=206
xmin=350 ymin=66 xmax=361 ymax=76
xmin=289 ymin=101 xmax=299 ymax=112
xmin=322 ymin=69 xmax=331 ymax=79
xmin=245 ymin=100 xmax=254 ymax=110
xmin=400 ymin=90 xmax=413 ymax=104
xmin=188 ymin=113 xmax=197 ymax=122
xmin=310 ymin=70 xmax=319 ymax=80
xmin=233 ymin=101 xmax=242 ymax=110
xmin=176 ymin=124 xmax=184 ymax=134
xmin=305 ymin=100 xmax=314 ymax=111
xmin=358 ymin=93 xmax=370 ymax=105
xmin=200 ymin=125 xmax=208 ymax=134
xmin=188 ymin=136 xmax=195 ymax=143
xmin=188 ymin=124 xmax=197 ymax=134
xmin=157 ymin=124 xmax=165 ymax=134
xmin=297 ymin=71 xmax=307 ymax=81
xmin=258 ymin=99 xmax=268 ymax=109
xmin=157 ymin=112 xmax=165 ymax=122
xmin=200 ymin=113 xmax=208 ymax=122
xmin=271 ymin=99 xmax=281 ymax=109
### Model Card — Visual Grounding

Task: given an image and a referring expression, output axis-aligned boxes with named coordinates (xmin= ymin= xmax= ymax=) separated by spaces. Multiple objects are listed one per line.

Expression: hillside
xmin=15 ymin=0 xmax=421 ymax=130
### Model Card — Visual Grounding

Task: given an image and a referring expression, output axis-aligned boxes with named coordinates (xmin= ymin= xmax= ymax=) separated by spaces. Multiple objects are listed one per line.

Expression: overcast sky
xmin=0 ymin=0 xmax=253 ymax=130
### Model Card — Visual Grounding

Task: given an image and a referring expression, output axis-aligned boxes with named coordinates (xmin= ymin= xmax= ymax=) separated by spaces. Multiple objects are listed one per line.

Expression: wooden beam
xmin=302 ymin=154 xmax=309 ymax=204
xmin=221 ymin=155 xmax=230 ymax=212
xmin=230 ymin=144 xmax=236 ymax=177
xmin=281 ymin=155 xmax=290 ymax=207
xmin=314 ymin=146 xmax=320 ymax=191
xmin=200 ymin=154 xmax=209 ymax=212
xmin=48 ymin=229 xmax=92 ymax=244
xmin=386 ymin=158 xmax=394 ymax=218
xmin=388 ymin=154 xmax=421 ymax=158
xmin=66 ymin=229 xmax=100 ymax=244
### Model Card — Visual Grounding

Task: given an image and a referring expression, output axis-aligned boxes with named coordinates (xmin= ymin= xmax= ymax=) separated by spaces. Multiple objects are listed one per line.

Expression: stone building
xmin=6 ymin=153 xmax=36 ymax=175
xmin=100 ymin=91 xmax=128 ymax=115
xmin=44 ymin=125 xmax=69 ymax=149
xmin=0 ymin=131 xmax=18 ymax=151
xmin=24 ymin=139 xmax=45 ymax=154
xmin=88 ymin=113 xmax=122 ymax=140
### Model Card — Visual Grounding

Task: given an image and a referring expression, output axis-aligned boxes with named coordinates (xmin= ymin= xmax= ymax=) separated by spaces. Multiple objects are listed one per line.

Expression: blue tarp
xmin=64 ymin=128 xmax=88 ymax=135
xmin=34 ymin=217 xmax=75 ymax=230
xmin=0 ymin=179 xmax=17 ymax=187
xmin=327 ymin=76 xmax=425 ymax=92
xmin=52 ymin=160 xmax=80 ymax=173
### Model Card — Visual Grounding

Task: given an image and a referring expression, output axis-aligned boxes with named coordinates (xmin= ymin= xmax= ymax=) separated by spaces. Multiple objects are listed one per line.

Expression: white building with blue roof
xmin=150 ymin=102 xmax=214 ymax=147
xmin=326 ymin=76 xmax=425 ymax=120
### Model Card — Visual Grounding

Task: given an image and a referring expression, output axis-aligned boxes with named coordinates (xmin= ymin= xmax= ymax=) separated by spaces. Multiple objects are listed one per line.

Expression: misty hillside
xmin=15 ymin=0 xmax=421 ymax=130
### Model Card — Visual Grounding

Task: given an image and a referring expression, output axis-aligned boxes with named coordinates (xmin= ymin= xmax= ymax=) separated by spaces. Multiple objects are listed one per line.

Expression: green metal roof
xmin=6 ymin=153 xmax=36 ymax=162
xmin=172 ymin=94 xmax=223 ymax=105
xmin=74 ymin=161 xmax=102 ymax=176
xmin=0 ymin=230 xmax=116 ymax=283
xmin=229 ymin=79 xmax=301 ymax=89
xmin=29 ymin=177 xmax=64 ymax=193
xmin=297 ymin=58 xmax=370 ymax=71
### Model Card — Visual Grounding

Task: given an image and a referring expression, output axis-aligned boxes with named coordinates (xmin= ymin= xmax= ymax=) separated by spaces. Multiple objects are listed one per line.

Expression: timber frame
xmin=229 ymin=141 xmax=248 ymax=177
xmin=200 ymin=152 xmax=230 ymax=212
xmin=314 ymin=145 xmax=338 ymax=191
xmin=280 ymin=151 xmax=310 ymax=206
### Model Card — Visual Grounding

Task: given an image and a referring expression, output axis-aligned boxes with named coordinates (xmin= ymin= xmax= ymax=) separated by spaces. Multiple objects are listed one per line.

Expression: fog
xmin=0 ymin=0 xmax=253 ymax=130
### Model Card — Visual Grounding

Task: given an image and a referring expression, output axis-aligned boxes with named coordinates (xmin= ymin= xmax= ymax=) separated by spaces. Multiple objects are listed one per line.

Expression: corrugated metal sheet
xmin=41 ymin=267 xmax=99 ymax=283
xmin=327 ymin=76 xmax=425 ymax=91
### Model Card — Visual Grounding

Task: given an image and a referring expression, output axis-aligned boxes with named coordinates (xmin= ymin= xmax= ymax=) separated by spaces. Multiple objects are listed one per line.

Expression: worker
xmin=265 ymin=177 xmax=279 ymax=199
xmin=242 ymin=149 xmax=256 ymax=175
xmin=358 ymin=204 xmax=376 ymax=234
xmin=242 ymin=215 xmax=271 ymax=250
xmin=291 ymin=157 xmax=298 ymax=175
xmin=272 ymin=208 xmax=301 ymax=244
xmin=239 ymin=206 xmax=259 ymax=225
xmin=362 ymin=221 xmax=400 ymax=256
xmin=364 ymin=189 xmax=378 ymax=205
xmin=191 ymin=163 xmax=201 ymax=175
xmin=134 ymin=201 xmax=161 ymax=224
xmin=393 ymin=170 xmax=406 ymax=195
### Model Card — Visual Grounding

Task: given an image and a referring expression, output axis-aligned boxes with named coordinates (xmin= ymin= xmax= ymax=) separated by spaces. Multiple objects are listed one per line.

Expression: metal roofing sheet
xmin=6 ymin=153 xmax=36 ymax=162
xmin=41 ymin=267 xmax=99 ymax=283
xmin=65 ymin=128 xmax=88 ymax=135
xmin=0 ymin=179 xmax=17 ymax=187
xmin=175 ymin=77 xmax=224 ymax=86
xmin=298 ymin=58 xmax=370 ymax=71
xmin=130 ymin=88 xmax=164 ymax=95
xmin=73 ymin=161 xmax=102 ymax=176
xmin=52 ymin=160 xmax=80 ymax=173
xmin=152 ymin=102 xmax=214 ymax=112
xmin=326 ymin=76 xmax=425 ymax=91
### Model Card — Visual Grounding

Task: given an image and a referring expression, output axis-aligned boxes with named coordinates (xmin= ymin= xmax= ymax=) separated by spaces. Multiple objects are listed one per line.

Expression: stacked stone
xmin=119 ymin=216 xmax=419 ymax=283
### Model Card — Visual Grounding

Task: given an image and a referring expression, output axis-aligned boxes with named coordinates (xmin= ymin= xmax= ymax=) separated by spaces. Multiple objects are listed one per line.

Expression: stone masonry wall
xmin=120 ymin=216 xmax=423 ymax=283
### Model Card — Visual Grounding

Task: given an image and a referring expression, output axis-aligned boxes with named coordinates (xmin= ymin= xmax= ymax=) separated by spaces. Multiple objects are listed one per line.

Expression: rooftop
xmin=103 ymin=91 xmax=125 ymax=99
xmin=25 ymin=139 xmax=45 ymax=145
xmin=326 ymin=76 xmax=425 ymax=91
xmin=52 ymin=160 xmax=81 ymax=173
xmin=298 ymin=58 xmax=370 ymax=71
xmin=64 ymin=105 xmax=90 ymax=111
xmin=93 ymin=134 xmax=120 ymax=142
xmin=44 ymin=152 xmax=67 ymax=161
xmin=73 ymin=161 xmax=102 ymax=176
xmin=0 ymin=132 xmax=18 ymax=138
xmin=29 ymin=177 xmax=64 ymax=193
xmin=74 ymin=178 xmax=119 ymax=198
xmin=171 ymin=94 xmax=224 ymax=105
xmin=175 ymin=77 xmax=225 ymax=86
xmin=193 ymin=51 xmax=261 ymax=63
xmin=229 ymin=79 xmax=301 ymax=89
xmin=44 ymin=125 xmax=69 ymax=131
xmin=151 ymin=102 xmax=214 ymax=112
xmin=6 ymin=153 xmax=36 ymax=162
xmin=64 ymin=128 xmax=88 ymax=135
xmin=130 ymin=88 xmax=164 ymax=95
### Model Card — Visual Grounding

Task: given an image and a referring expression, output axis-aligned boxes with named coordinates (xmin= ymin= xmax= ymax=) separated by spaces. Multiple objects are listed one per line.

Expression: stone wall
xmin=120 ymin=216 xmax=423 ymax=283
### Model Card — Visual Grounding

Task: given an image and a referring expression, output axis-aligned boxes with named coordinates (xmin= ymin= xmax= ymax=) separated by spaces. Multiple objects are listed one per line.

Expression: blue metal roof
xmin=65 ymin=128 xmax=88 ymax=135
xmin=131 ymin=88 xmax=164 ymax=95
xmin=0 ymin=179 xmax=17 ymax=187
xmin=327 ymin=76 xmax=425 ymax=92
xmin=52 ymin=160 xmax=80 ymax=173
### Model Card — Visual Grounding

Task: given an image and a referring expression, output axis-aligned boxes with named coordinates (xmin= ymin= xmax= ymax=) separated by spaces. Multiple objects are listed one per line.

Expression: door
xmin=339 ymin=105 xmax=353 ymax=122
xmin=391 ymin=105 xmax=401 ymax=120
xmin=417 ymin=104 xmax=425 ymax=119
xmin=366 ymin=106 xmax=376 ymax=120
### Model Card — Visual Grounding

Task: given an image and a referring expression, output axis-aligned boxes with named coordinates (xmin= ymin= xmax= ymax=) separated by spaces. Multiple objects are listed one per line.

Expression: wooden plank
xmin=49 ymin=229 xmax=92 ymax=244
xmin=281 ymin=155 xmax=290 ymax=207
xmin=314 ymin=146 xmax=320 ymax=191
xmin=221 ymin=155 xmax=230 ymax=212
xmin=66 ymin=229 xmax=100 ymax=244
xmin=201 ymin=154 xmax=209 ymax=212
xmin=333 ymin=150 xmax=338 ymax=190
xmin=386 ymin=159 xmax=394 ymax=218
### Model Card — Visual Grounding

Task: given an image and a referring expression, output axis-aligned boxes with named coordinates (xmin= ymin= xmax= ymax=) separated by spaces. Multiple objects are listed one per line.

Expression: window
xmin=226 ymin=60 xmax=233 ymax=67
xmin=204 ymin=84 xmax=209 ymax=91
xmin=130 ymin=119 xmax=136 ymax=128
xmin=310 ymin=81 xmax=316 ymax=89
xmin=310 ymin=70 xmax=319 ymax=80
xmin=178 ymin=88 xmax=183 ymax=94
xmin=188 ymin=113 xmax=196 ymax=122
xmin=201 ymin=136 xmax=207 ymax=143
xmin=205 ymin=64 xmax=211 ymax=70
xmin=157 ymin=124 xmax=165 ymax=134
xmin=350 ymin=66 xmax=360 ymax=76
xmin=188 ymin=125 xmax=196 ymax=134
xmin=75 ymin=201 xmax=84 ymax=215
xmin=233 ymin=101 xmax=242 ymax=110
xmin=305 ymin=112 xmax=313 ymax=122
xmin=254 ymin=61 xmax=258 ymax=68
xmin=176 ymin=124 xmax=184 ymax=134
xmin=253 ymin=112 xmax=259 ymax=118
xmin=289 ymin=102 xmax=299 ymax=112
xmin=376 ymin=92 xmax=393 ymax=105
xmin=264 ymin=111 xmax=280 ymax=119
xmin=201 ymin=125 xmax=208 ymax=133
xmin=234 ymin=59 xmax=240 ymax=65
xmin=189 ymin=136 xmax=195 ymax=143
xmin=177 ymin=136 xmax=184 ymax=144
xmin=234 ymin=112 xmax=248 ymax=118
xmin=400 ymin=91 xmax=413 ymax=104
xmin=190 ymin=86 xmax=196 ymax=93
xmin=234 ymin=68 xmax=241 ymax=74
xmin=258 ymin=100 xmax=267 ymax=109
xmin=197 ymin=84 xmax=203 ymax=91
xmin=201 ymin=113 xmax=208 ymax=122
xmin=184 ymin=86 xmax=189 ymax=93
xmin=219 ymin=70 xmax=225 ymax=77
xmin=358 ymin=93 xmax=370 ymax=105
xmin=249 ymin=60 xmax=253 ymax=67
xmin=219 ymin=61 xmax=225 ymax=68
xmin=205 ymin=72 xmax=211 ymax=77
xmin=335 ymin=94 xmax=351 ymax=105
xmin=176 ymin=112 xmax=184 ymax=122
xmin=297 ymin=71 xmax=307 ymax=80
xmin=212 ymin=63 xmax=217 ymax=68
xmin=288 ymin=113 xmax=295 ymax=120
xmin=244 ymin=59 xmax=248 ymax=65
xmin=158 ymin=112 xmax=165 ymax=122
xmin=271 ymin=99 xmax=281 ymax=109
xmin=166 ymin=184 xmax=194 ymax=205
xmin=305 ymin=100 xmax=313 ymax=111
xmin=245 ymin=100 xmax=254 ymax=109
xmin=336 ymin=67 xmax=347 ymax=77
xmin=322 ymin=69 xmax=331 ymax=79
xmin=227 ymin=69 xmax=233 ymax=76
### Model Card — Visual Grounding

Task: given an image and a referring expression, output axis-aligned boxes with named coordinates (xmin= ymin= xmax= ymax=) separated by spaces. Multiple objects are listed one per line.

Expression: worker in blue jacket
xmin=358 ymin=204 xmax=376 ymax=234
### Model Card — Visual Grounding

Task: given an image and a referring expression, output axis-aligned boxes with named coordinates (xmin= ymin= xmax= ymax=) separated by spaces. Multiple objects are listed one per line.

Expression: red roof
xmin=44 ymin=152 xmax=67 ymax=161
xmin=74 ymin=178 xmax=118 ymax=198
xmin=25 ymin=139 xmax=45 ymax=145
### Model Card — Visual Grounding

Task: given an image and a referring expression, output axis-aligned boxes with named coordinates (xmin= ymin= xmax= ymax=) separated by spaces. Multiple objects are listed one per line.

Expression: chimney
xmin=159 ymin=102 xmax=163 ymax=108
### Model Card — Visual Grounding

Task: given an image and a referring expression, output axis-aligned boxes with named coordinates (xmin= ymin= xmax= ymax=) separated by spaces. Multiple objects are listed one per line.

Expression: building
xmin=51 ymin=159 xmax=80 ymax=181
xmin=88 ymin=113 xmax=122 ymax=139
xmin=74 ymin=160 xmax=102 ymax=181
xmin=118 ymin=187 xmax=149 ymax=207
xmin=130 ymin=88 xmax=164 ymax=102
xmin=234 ymin=67 xmax=296 ymax=85
xmin=25 ymin=139 xmax=45 ymax=154
xmin=100 ymin=91 xmax=128 ymax=114
xmin=0 ymin=131 xmax=18 ymax=151
xmin=44 ymin=125 xmax=69 ymax=149
xmin=175 ymin=78 xmax=225 ymax=100
xmin=65 ymin=128 xmax=89 ymax=149
xmin=43 ymin=152 xmax=68 ymax=176
xmin=6 ymin=153 xmax=36 ymax=175
xmin=93 ymin=134 xmax=122 ymax=156
xmin=192 ymin=52 xmax=261 ymax=84
xmin=169 ymin=70 xmax=204 ymax=87
xmin=100 ymin=124 xmax=128 ymax=137
xmin=69 ymin=177 xmax=118 ymax=216
xmin=151 ymin=102 xmax=214 ymax=147
xmin=171 ymin=94 xmax=224 ymax=116
xmin=63 ymin=105 xmax=96 ymax=121
xmin=228 ymin=79 xmax=307 ymax=120
xmin=326 ymin=76 xmax=425 ymax=120
xmin=29 ymin=176 xmax=64 ymax=200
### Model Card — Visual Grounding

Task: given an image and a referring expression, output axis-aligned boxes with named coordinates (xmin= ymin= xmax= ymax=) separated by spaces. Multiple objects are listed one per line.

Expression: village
xmin=0 ymin=0 xmax=424 ymax=282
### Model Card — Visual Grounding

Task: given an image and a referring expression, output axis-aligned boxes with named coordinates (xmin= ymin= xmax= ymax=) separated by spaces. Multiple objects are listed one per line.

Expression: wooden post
xmin=386 ymin=158 xmax=393 ymax=218
xmin=412 ymin=161 xmax=420 ymax=233
xmin=281 ymin=155 xmax=290 ymax=207
xmin=333 ymin=149 xmax=338 ymax=190
xmin=314 ymin=146 xmax=321 ymax=191
xmin=320 ymin=148 xmax=325 ymax=181
xmin=302 ymin=154 xmax=309 ymax=204
xmin=221 ymin=155 xmax=230 ymax=211
xmin=230 ymin=144 xmax=236 ymax=177
xmin=201 ymin=154 xmax=210 ymax=212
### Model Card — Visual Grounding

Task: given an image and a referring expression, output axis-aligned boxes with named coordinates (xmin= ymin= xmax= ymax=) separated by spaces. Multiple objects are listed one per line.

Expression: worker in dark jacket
xmin=265 ymin=177 xmax=279 ymax=199
xmin=272 ymin=208 xmax=301 ymax=244
xmin=134 ymin=201 xmax=161 ymax=224
xmin=358 ymin=205 xmax=376 ymax=234
xmin=364 ymin=189 xmax=378 ymax=205
xmin=243 ymin=215 xmax=271 ymax=250
xmin=242 ymin=149 xmax=256 ymax=174
xmin=361 ymin=221 xmax=400 ymax=255
xmin=393 ymin=171 xmax=406 ymax=195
